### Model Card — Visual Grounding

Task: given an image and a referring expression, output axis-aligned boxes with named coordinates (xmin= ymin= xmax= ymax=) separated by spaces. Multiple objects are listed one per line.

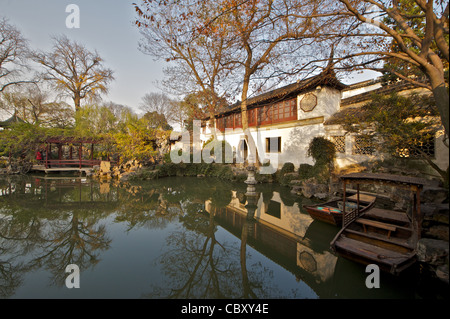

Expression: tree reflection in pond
xmin=0 ymin=175 xmax=439 ymax=299
xmin=146 ymin=205 xmax=283 ymax=299
xmin=0 ymin=176 xmax=112 ymax=297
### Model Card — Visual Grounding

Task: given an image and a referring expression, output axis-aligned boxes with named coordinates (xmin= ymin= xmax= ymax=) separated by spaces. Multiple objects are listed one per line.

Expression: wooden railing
xmin=341 ymin=182 xmax=363 ymax=228
xmin=343 ymin=208 xmax=361 ymax=228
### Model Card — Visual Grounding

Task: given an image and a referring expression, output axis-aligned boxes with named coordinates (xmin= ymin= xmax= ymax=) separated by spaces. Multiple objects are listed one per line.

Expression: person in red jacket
xmin=36 ymin=150 xmax=42 ymax=162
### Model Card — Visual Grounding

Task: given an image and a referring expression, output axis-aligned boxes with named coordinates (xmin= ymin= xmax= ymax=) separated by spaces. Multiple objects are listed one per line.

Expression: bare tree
xmin=135 ymin=0 xmax=239 ymax=132
xmin=135 ymin=0 xmax=345 ymax=161
xmin=139 ymin=92 xmax=178 ymax=126
xmin=32 ymin=35 xmax=114 ymax=112
xmin=0 ymin=17 xmax=33 ymax=93
xmin=325 ymin=0 xmax=449 ymax=136
xmin=1 ymin=84 xmax=75 ymax=127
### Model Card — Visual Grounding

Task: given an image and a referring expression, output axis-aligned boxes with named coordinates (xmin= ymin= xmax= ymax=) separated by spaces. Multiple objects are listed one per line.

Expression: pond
xmin=0 ymin=175 xmax=445 ymax=299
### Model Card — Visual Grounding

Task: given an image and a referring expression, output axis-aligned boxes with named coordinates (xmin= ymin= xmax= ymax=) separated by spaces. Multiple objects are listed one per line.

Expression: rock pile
xmin=417 ymin=238 xmax=449 ymax=284
xmin=289 ymin=177 xmax=331 ymax=200
xmin=94 ymin=160 xmax=143 ymax=181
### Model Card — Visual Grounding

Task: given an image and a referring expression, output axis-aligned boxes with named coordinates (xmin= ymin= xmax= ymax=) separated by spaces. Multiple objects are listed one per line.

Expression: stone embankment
xmin=90 ymin=160 xmax=142 ymax=181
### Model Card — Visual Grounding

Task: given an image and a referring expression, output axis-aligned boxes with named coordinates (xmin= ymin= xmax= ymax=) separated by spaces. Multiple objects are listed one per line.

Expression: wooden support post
xmin=58 ymin=144 xmax=62 ymax=161
xmin=356 ymin=184 xmax=360 ymax=215
xmin=45 ymin=144 xmax=49 ymax=169
xmin=342 ymin=180 xmax=347 ymax=228
xmin=79 ymin=143 xmax=82 ymax=169
xmin=415 ymin=186 xmax=422 ymax=240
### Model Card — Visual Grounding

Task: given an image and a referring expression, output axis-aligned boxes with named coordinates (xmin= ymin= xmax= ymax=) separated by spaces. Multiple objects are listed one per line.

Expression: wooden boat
xmin=330 ymin=173 xmax=427 ymax=275
xmin=303 ymin=193 xmax=376 ymax=226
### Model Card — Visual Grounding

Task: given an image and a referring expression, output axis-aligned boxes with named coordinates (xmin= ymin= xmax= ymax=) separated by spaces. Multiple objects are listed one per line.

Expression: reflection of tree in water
xmin=0 ymin=256 xmax=24 ymax=298
xmin=0 ymin=189 xmax=55 ymax=297
xmin=144 ymin=202 xmax=285 ymax=299
xmin=0 ymin=175 xmax=299 ymax=298
xmin=33 ymin=211 xmax=111 ymax=287
xmin=114 ymin=177 xmax=235 ymax=232
xmin=0 ymin=214 xmax=31 ymax=298
xmin=0 ymin=177 xmax=112 ymax=296
xmin=0 ymin=176 xmax=239 ymax=297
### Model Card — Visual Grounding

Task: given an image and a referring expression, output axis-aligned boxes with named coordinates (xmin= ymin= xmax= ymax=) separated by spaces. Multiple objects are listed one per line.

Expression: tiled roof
xmin=204 ymin=68 xmax=347 ymax=120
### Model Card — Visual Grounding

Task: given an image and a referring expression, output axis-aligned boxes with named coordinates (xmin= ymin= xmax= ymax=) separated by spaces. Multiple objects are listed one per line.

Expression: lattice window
xmin=224 ymin=115 xmax=233 ymax=129
xmin=234 ymin=112 xmax=242 ymax=128
xmin=396 ymin=136 xmax=435 ymax=159
xmin=331 ymin=136 xmax=346 ymax=153
xmin=352 ymin=135 xmax=375 ymax=155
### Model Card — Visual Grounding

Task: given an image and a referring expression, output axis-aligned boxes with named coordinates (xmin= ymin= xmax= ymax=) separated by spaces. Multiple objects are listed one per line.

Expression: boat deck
xmin=335 ymin=235 xmax=416 ymax=272
xmin=330 ymin=173 xmax=426 ymax=275
xmin=347 ymin=193 xmax=377 ymax=204
xmin=332 ymin=206 xmax=416 ymax=274
xmin=363 ymin=207 xmax=411 ymax=225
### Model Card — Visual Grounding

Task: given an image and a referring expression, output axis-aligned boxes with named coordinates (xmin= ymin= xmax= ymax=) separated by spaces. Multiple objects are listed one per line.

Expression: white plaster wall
xmin=209 ymin=122 xmax=328 ymax=168
xmin=297 ymin=87 xmax=341 ymax=122
xmin=341 ymin=82 xmax=382 ymax=99
xmin=325 ymin=125 xmax=449 ymax=172
xmin=197 ymin=86 xmax=342 ymax=169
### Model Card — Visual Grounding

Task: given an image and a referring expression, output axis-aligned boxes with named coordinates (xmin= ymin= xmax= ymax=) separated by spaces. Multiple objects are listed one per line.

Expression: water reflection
xmin=204 ymin=186 xmax=341 ymax=298
xmin=0 ymin=175 xmax=431 ymax=299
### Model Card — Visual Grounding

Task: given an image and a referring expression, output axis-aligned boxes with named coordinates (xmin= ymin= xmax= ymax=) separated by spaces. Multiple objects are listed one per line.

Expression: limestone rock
xmin=119 ymin=171 xmax=137 ymax=181
xmin=436 ymin=264 xmax=449 ymax=284
xmin=314 ymin=193 xmax=329 ymax=200
xmin=100 ymin=161 xmax=111 ymax=173
xmin=301 ymin=178 xmax=329 ymax=199
xmin=416 ymin=238 xmax=449 ymax=266
xmin=424 ymin=225 xmax=449 ymax=241
xmin=422 ymin=186 xmax=448 ymax=204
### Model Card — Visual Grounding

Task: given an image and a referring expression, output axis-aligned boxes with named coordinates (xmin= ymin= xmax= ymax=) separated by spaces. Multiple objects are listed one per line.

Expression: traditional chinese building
xmin=182 ymin=69 xmax=448 ymax=174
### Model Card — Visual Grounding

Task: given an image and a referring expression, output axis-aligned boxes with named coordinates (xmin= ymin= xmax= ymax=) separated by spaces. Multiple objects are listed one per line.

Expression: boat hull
xmin=304 ymin=204 xmax=343 ymax=226
xmin=304 ymin=196 xmax=375 ymax=226
xmin=329 ymin=173 xmax=425 ymax=275
xmin=331 ymin=238 xmax=417 ymax=275
xmin=331 ymin=207 xmax=417 ymax=275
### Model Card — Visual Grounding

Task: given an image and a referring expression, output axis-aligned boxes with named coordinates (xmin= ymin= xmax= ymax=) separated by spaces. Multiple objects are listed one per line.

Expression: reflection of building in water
xmin=205 ymin=190 xmax=339 ymax=295
xmin=297 ymin=244 xmax=337 ymax=284
xmin=212 ymin=190 xmax=313 ymax=238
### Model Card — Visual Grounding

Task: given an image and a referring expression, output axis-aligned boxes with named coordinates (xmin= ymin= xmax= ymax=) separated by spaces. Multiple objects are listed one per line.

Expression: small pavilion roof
xmin=0 ymin=113 xmax=26 ymax=127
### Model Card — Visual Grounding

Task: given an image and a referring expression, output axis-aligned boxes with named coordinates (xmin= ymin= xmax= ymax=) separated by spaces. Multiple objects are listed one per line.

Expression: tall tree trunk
xmin=428 ymin=71 xmax=449 ymax=137
xmin=240 ymin=78 xmax=260 ymax=167
xmin=74 ymin=92 xmax=81 ymax=112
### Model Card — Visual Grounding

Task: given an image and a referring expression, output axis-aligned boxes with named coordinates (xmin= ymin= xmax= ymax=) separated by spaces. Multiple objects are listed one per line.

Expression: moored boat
xmin=303 ymin=193 xmax=376 ymax=226
xmin=330 ymin=173 xmax=427 ymax=275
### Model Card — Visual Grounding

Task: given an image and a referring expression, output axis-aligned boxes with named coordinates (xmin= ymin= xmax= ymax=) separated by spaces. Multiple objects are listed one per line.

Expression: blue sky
xmin=1 ymin=0 xmax=164 ymax=112
xmin=1 ymin=0 xmax=379 ymax=114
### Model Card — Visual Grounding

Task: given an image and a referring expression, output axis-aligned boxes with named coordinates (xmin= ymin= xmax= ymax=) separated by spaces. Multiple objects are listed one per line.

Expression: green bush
xmin=298 ymin=163 xmax=314 ymax=179
xmin=163 ymin=152 xmax=172 ymax=163
xmin=278 ymin=172 xmax=298 ymax=186
xmin=307 ymin=137 xmax=336 ymax=167
xmin=280 ymin=162 xmax=295 ymax=175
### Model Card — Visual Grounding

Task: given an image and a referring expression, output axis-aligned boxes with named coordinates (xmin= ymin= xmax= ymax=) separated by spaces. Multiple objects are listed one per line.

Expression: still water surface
xmin=0 ymin=175 xmax=442 ymax=299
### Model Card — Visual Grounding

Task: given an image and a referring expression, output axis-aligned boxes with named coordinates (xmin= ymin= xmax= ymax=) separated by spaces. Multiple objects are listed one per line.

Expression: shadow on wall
xmin=282 ymin=124 xmax=325 ymax=167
